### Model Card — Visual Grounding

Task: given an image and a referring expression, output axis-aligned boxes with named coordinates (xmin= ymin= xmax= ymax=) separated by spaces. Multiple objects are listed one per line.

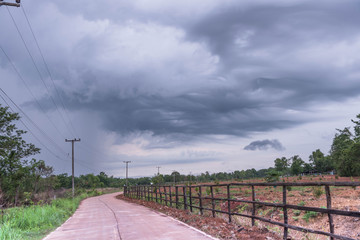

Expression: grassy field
xmin=0 ymin=189 xmax=118 ymax=240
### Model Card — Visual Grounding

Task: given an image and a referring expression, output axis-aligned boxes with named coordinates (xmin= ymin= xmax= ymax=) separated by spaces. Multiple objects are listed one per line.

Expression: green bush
xmin=312 ymin=186 xmax=324 ymax=199
xmin=302 ymin=211 xmax=318 ymax=222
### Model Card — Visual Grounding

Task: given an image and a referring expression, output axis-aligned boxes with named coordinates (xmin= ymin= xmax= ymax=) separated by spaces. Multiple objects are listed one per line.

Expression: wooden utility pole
xmin=65 ymin=138 xmax=81 ymax=198
xmin=156 ymin=166 xmax=161 ymax=175
xmin=123 ymin=161 xmax=131 ymax=186
xmin=0 ymin=0 xmax=21 ymax=7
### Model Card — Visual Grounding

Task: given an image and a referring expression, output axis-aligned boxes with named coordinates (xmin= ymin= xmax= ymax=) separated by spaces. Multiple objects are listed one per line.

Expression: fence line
xmin=124 ymin=182 xmax=360 ymax=240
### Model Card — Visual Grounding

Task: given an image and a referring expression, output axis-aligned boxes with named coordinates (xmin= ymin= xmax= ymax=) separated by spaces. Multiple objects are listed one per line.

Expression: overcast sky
xmin=1 ymin=0 xmax=360 ymax=178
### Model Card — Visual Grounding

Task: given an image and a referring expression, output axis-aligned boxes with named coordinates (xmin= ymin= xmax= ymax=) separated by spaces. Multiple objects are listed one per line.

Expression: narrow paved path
xmin=43 ymin=192 xmax=217 ymax=240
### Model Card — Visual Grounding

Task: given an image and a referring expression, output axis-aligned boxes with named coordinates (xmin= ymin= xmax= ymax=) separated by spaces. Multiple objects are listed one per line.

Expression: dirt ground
xmin=120 ymin=175 xmax=360 ymax=240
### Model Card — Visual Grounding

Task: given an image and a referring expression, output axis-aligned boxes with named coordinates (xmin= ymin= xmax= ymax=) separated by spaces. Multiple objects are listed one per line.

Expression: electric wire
xmin=21 ymin=4 xmax=78 ymax=136
xmin=6 ymin=6 xmax=74 ymax=137
xmin=0 ymin=91 xmax=65 ymax=162
xmin=0 ymin=47 xmax=99 ymax=173
xmin=0 ymin=89 xmax=99 ymax=173
xmin=0 ymin=88 xmax=68 ymax=156
xmin=19 ymin=5 xmax=112 ymax=161
xmin=3 ymin=6 xmax=113 ymax=174
xmin=0 ymin=45 xmax=67 ymax=139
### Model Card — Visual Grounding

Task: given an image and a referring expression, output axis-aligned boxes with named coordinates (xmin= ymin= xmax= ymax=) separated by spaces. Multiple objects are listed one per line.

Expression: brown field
xmin=124 ymin=175 xmax=360 ymax=240
xmin=197 ymin=175 xmax=360 ymax=239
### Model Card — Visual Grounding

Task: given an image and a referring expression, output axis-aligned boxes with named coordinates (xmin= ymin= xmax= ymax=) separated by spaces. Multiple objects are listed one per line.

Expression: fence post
xmin=175 ymin=186 xmax=179 ymax=209
xmin=164 ymin=186 xmax=168 ymax=206
xmin=189 ymin=186 xmax=193 ymax=212
xmin=151 ymin=186 xmax=154 ymax=201
xmin=252 ymin=185 xmax=256 ymax=226
xmin=199 ymin=186 xmax=203 ymax=215
xmin=147 ymin=186 xmax=150 ymax=201
xmin=156 ymin=186 xmax=158 ymax=203
xmin=183 ymin=186 xmax=187 ymax=210
xmin=159 ymin=186 xmax=163 ymax=204
xmin=210 ymin=186 xmax=215 ymax=217
xmin=169 ymin=186 xmax=173 ymax=207
xmin=325 ymin=185 xmax=334 ymax=240
xmin=283 ymin=186 xmax=288 ymax=240
xmin=227 ymin=184 xmax=232 ymax=223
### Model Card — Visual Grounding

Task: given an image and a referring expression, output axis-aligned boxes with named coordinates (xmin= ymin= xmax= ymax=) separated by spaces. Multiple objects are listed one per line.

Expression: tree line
xmin=140 ymin=113 xmax=360 ymax=185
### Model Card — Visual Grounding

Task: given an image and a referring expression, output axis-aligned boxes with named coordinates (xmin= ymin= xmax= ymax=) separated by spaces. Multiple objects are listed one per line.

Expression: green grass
xmin=302 ymin=211 xmax=319 ymax=223
xmin=0 ymin=191 xmax=104 ymax=240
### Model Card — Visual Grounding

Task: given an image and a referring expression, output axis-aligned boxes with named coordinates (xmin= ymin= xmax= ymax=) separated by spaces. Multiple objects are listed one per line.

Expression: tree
xmin=351 ymin=114 xmax=360 ymax=143
xmin=309 ymin=149 xmax=333 ymax=173
xmin=151 ymin=174 xmax=164 ymax=185
xmin=0 ymin=105 xmax=41 ymax=205
xmin=290 ymin=155 xmax=304 ymax=175
xmin=171 ymin=171 xmax=180 ymax=184
xmin=274 ymin=157 xmax=289 ymax=175
xmin=330 ymin=114 xmax=360 ymax=176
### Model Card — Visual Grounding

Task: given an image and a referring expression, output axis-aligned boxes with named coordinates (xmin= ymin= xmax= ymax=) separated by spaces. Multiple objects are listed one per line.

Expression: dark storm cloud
xmin=244 ymin=139 xmax=285 ymax=151
xmin=18 ymin=0 xmax=360 ymax=146
xmin=186 ymin=1 xmax=360 ymax=63
xmin=55 ymin=83 xmax=300 ymax=140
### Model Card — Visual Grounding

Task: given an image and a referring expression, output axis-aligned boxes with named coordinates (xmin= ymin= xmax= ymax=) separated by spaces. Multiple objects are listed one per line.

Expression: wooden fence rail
xmin=124 ymin=182 xmax=360 ymax=240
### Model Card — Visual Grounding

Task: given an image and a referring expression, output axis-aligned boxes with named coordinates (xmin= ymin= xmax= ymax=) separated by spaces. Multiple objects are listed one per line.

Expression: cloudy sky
xmin=1 ymin=0 xmax=360 ymax=177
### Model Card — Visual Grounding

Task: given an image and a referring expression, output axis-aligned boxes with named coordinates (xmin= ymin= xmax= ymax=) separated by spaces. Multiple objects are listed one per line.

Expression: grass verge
xmin=0 ymin=189 xmax=112 ymax=240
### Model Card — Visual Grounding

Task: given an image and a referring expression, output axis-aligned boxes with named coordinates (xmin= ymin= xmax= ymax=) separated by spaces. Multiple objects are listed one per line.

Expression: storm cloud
xmin=1 ymin=0 xmax=360 ymax=176
xmin=244 ymin=139 xmax=285 ymax=151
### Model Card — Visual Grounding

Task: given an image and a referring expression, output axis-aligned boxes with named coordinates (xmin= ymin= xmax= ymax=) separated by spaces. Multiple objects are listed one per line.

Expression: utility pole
xmin=0 ymin=0 xmax=21 ymax=7
xmin=65 ymin=138 xmax=81 ymax=198
xmin=156 ymin=166 xmax=161 ymax=175
xmin=123 ymin=161 xmax=131 ymax=186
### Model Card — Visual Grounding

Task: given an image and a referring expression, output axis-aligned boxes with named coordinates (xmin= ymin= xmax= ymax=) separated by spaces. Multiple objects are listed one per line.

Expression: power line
xmin=0 ymin=89 xmax=100 ymax=174
xmin=0 ymin=45 xmax=67 ymax=139
xmin=21 ymin=4 xmax=78 ymax=136
xmin=0 ymin=91 xmax=65 ymax=162
xmin=2 ymin=5 xmax=111 ymax=175
xmin=8 ymin=5 xmax=119 ymax=166
xmin=6 ymin=6 xmax=75 ymax=137
xmin=15 ymin=5 xmax=110 ymax=165
xmin=0 ymin=88 xmax=67 ymax=156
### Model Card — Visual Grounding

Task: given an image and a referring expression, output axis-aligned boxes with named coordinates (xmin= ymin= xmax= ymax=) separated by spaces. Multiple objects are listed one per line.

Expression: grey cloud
xmin=36 ymin=83 xmax=300 ymax=145
xmin=244 ymin=139 xmax=285 ymax=151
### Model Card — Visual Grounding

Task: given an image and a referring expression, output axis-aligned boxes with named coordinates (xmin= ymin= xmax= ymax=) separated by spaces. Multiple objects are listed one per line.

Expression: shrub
xmin=298 ymin=201 xmax=306 ymax=206
xmin=302 ymin=211 xmax=318 ymax=222
xmin=312 ymin=186 xmax=324 ymax=199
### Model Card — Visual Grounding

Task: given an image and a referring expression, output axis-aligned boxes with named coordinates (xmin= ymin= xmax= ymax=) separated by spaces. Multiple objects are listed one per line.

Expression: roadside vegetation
xmin=0 ymin=104 xmax=123 ymax=239
xmin=0 ymin=189 xmax=109 ymax=240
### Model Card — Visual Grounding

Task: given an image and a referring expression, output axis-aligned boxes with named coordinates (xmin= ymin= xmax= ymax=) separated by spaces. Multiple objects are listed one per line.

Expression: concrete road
xmin=43 ymin=192 xmax=217 ymax=240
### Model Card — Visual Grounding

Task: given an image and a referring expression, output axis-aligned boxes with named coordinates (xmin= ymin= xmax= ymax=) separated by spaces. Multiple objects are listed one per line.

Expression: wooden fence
xmin=124 ymin=182 xmax=360 ymax=240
